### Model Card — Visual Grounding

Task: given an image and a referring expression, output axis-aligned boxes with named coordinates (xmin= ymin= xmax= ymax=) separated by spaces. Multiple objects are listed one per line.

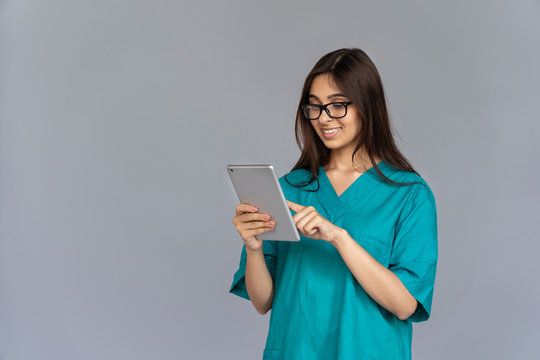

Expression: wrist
xmin=245 ymin=246 xmax=263 ymax=256
xmin=330 ymin=228 xmax=350 ymax=250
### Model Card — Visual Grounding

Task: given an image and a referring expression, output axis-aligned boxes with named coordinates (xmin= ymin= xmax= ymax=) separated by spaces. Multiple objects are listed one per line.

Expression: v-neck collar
xmin=317 ymin=160 xmax=389 ymax=218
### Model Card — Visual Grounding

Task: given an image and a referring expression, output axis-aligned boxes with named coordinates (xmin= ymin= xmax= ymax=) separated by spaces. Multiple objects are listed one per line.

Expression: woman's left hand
xmin=286 ymin=200 xmax=344 ymax=243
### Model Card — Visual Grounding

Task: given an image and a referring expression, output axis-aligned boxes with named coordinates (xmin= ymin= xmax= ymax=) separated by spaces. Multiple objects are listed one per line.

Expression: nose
xmin=317 ymin=108 xmax=333 ymax=124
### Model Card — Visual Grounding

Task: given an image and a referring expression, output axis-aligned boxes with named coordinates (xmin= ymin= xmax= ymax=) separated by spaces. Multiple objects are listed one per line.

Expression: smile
xmin=321 ymin=127 xmax=342 ymax=138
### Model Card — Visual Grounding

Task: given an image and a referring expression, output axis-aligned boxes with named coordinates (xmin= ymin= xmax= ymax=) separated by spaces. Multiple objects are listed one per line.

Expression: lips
xmin=321 ymin=127 xmax=342 ymax=138
xmin=322 ymin=127 xmax=341 ymax=133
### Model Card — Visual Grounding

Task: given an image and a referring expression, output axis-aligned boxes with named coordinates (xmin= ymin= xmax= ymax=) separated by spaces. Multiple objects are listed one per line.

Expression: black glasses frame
xmin=301 ymin=101 xmax=353 ymax=120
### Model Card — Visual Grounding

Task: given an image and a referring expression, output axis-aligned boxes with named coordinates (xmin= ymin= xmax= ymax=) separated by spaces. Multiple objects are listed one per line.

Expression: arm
xmin=245 ymin=247 xmax=275 ymax=314
xmin=331 ymin=229 xmax=418 ymax=321
xmin=286 ymin=200 xmax=418 ymax=321
xmin=231 ymin=203 xmax=276 ymax=315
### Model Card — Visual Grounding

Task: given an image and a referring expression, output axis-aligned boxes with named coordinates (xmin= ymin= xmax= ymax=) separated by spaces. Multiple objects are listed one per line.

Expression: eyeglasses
xmin=301 ymin=101 xmax=353 ymax=120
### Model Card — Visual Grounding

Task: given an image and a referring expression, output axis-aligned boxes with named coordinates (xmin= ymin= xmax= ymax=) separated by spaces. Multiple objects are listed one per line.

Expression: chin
xmin=321 ymin=140 xmax=345 ymax=150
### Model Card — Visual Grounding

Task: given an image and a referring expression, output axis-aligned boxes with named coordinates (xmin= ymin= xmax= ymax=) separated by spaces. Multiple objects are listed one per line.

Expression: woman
xmin=229 ymin=48 xmax=438 ymax=360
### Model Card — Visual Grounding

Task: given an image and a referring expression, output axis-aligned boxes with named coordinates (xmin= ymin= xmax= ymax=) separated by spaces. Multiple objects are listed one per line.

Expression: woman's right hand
xmin=232 ymin=203 xmax=275 ymax=252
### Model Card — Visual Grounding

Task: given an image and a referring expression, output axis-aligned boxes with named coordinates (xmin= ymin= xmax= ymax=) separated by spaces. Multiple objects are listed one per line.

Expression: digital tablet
xmin=227 ymin=165 xmax=300 ymax=242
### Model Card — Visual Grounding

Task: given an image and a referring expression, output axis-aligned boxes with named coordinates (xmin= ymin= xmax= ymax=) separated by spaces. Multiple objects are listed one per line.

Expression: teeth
xmin=323 ymin=128 xmax=341 ymax=134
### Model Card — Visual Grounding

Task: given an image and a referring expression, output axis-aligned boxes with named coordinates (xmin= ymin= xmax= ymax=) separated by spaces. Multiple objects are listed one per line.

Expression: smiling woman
xmin=229 ymin=48 xmax=438 ymax=360
xmin=304 ymin=75 xmax=361 ymax=146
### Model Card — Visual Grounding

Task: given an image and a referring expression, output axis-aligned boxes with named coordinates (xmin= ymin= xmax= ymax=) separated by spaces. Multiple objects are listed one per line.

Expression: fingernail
xmin=251 ymin=207 xmax=258 ymax=212
xmin=268 ymin=221 xmax=275 ymax=226
xmin=263 ymin=215 xmax=270 ymax=220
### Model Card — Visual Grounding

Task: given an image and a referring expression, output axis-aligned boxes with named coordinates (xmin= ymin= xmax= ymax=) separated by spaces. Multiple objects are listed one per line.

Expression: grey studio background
xmin=1 ymin=1 xmax=539 ymax=359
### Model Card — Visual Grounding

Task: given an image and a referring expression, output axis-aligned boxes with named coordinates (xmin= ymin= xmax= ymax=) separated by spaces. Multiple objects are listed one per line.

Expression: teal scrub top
xmin=229 ymin=161 xmax=438 ymax=360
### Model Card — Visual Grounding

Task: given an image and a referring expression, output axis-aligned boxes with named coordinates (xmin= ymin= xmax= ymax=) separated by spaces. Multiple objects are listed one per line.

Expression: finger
xmin=304 ymin=216 xmax=322 ymax=235
xmin=295 ymin=210 xmax=318 ymax=233
xmin=292 ymin=205 xmax=317 ymax=223
xmin=239 ymin=220 xmax=274 ymax=231
xmin=236 ymin=203 xmax=259 ymax=215
xmin=286 ymin=200 xmax=305 ymax=213
xmin=238 ymin=212 xmax=271 ymax=223
xmin=246 ymin=226 xmax=274 ymax=238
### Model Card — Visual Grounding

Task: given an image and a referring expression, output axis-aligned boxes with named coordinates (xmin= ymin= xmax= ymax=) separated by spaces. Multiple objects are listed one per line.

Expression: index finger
xmin=236 ymin=203 xmax=259 ymax=215
xmin=286 ymin=200 xmax=305 ymax=213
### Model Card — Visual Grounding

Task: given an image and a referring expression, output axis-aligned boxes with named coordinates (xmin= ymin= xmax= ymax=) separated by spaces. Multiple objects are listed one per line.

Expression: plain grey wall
xmin=1 ymin=1 xmax=539 ymax=359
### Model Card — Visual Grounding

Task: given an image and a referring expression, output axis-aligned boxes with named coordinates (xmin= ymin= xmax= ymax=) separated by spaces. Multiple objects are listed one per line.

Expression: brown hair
xmin=286 ymin=48 xmax=419 ymax=190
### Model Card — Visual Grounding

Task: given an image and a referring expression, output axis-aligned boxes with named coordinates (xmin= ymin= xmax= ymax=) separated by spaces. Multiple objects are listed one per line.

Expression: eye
xmin=302 ymin=104 xmax=322 ymax=119
xmin=326 ymin=103 xmax=348 ymax=118
xmin=328 ymin=103 xmax=345 ymax=109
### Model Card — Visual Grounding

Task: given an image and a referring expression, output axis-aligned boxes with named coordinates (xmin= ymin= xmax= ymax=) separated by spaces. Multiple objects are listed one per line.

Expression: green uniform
xmin=230 ymin=161 xmax=438 ymax=359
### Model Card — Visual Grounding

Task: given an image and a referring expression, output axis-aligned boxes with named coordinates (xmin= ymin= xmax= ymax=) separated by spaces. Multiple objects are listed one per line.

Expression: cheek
xmin=343 ymin=118 xmax=360 ymax=135
xmin=349 ymin=117 xmax=362 ymax=136
xmin=353 ymin=122 xmax=362 ymax=136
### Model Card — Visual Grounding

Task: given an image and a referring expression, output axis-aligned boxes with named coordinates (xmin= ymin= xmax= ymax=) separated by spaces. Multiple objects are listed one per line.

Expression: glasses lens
xmin=303 ymin=105 xmax=320 ymax=120
xmin=327 ymin=103 xmax=347 ymax=118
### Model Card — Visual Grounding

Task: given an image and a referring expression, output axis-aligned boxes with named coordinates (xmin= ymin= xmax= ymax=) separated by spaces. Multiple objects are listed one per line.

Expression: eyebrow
xmin=308 ymin=93 xmax=347 ymax=101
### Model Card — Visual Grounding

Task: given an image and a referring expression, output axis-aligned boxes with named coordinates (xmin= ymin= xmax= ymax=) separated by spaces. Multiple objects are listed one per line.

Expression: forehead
xmin=309 ymin=73 xmax=345 ymax=99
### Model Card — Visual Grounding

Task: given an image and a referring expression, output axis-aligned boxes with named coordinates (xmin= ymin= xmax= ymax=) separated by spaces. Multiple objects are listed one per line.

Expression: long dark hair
xmin=286 ymin=48 xmax=419 ymax=190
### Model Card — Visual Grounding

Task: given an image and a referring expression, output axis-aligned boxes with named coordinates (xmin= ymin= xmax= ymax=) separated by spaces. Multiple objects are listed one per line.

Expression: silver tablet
xmin=227 ymin=165 xmax=300 ymax=242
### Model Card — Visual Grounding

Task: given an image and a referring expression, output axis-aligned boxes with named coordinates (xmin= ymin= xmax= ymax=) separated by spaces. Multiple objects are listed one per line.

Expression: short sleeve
xmin=229 ymin=240 xmax=279 ymax=300
xmin=389 ymin=183 xmax=438 ymax=322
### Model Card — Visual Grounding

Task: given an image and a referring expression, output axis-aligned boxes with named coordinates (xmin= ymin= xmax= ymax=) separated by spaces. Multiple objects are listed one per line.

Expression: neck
xmin=326 ymin=145 xmax=376 ymax=172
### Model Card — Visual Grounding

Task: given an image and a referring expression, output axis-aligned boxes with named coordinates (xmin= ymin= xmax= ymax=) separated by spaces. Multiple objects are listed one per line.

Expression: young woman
xmin=229 ymin=48 xmax=438 ymax=360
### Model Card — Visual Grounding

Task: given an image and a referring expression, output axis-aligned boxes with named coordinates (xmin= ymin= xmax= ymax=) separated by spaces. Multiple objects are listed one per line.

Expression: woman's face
xmin=308 ymin=73 xmax=361 ymax=152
